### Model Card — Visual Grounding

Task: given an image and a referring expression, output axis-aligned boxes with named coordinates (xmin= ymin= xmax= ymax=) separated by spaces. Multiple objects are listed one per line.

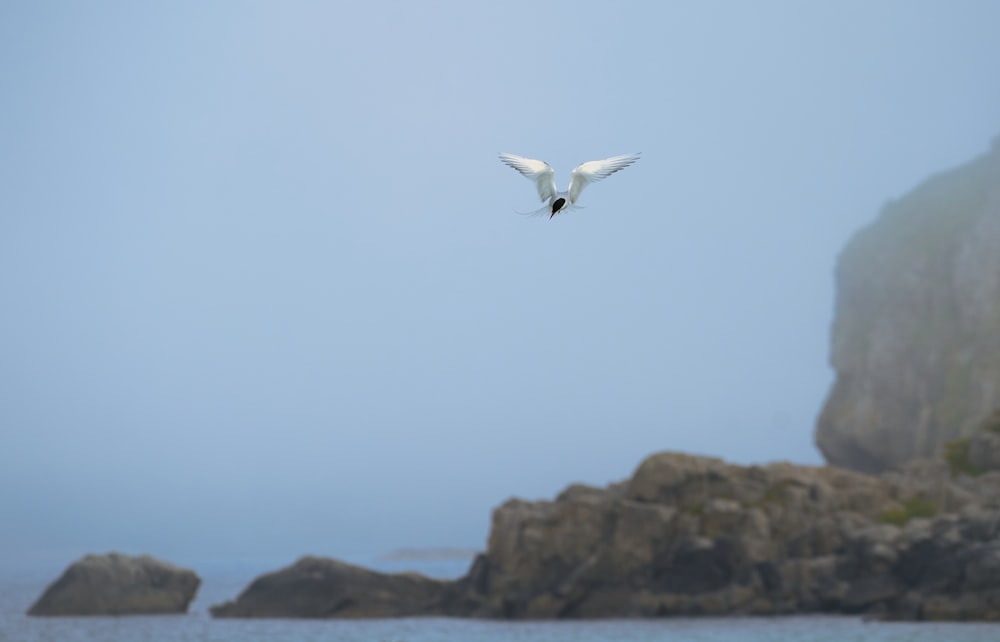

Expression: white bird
xmin=498 ymin=152 xmax=641 ymax=219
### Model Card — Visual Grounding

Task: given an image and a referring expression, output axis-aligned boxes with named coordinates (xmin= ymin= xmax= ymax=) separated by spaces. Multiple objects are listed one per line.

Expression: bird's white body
xmin=498 ymin=152 xmax=640 ymax=218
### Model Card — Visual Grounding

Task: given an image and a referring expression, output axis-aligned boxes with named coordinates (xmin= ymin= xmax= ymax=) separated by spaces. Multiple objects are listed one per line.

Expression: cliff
xmin=816 ymin=137 xmax=1000 ymax=472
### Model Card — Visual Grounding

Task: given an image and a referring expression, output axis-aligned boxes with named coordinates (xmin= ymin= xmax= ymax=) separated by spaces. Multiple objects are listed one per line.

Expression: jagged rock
xmin=816 ymin=137 xmax=1000 ymax=473
xmin=213 ymin=451 xmax=1000 ymax=621
xmin=209 ymin=556 xmax=449 ymax=618
xmin=884 ymin=509 xmax=1000 ymax=620
xmin=28 ymin=553 xmax=200 ymax=616
xmin=475 ymin=452 xmax=995 ymax=619
xmin=460 ymin=452 xmax=908 ymax=618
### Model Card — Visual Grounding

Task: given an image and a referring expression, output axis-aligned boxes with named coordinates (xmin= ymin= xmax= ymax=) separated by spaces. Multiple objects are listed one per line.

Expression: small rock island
xmin=210 ymin=556 xmax=450 ymax=618
xmin=28 ymin=552 xmax=200 ymax=616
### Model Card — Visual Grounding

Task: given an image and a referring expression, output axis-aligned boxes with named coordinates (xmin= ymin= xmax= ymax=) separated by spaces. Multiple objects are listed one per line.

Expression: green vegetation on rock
xmin=878 ymin=496 xmax=939 ymax=526
xmin=942 ymin=437 xmax=985 ymax=477
xmin=983 ymin=410 xmax=1000 ymax=434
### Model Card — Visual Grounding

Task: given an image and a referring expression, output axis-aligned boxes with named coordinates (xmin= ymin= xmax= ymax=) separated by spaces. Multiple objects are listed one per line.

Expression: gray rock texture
xmin=456 ymin=452 xmax=1000 ymax=620
xmin=968 ymin=411 xmax=1000 ymax=473
xmin=212 ymin=452 xmax=1000 ymax=621
xmin=209 ymin=556 xmax=449 ymax=618
xmin=28 ymin=552 xmax=200 ymax=616
xmin=816 ymin=137 xmax=1000 ymax=473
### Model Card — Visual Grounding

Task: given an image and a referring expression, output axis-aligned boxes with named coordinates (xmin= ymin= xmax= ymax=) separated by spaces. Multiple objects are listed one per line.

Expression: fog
xmin=2 ymin=1 xmax=999 ymax=577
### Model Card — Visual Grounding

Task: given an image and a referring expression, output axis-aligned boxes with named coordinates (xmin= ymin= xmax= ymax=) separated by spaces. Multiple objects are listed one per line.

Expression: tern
xmin=498 ymin=152 xmax=640 ymax=219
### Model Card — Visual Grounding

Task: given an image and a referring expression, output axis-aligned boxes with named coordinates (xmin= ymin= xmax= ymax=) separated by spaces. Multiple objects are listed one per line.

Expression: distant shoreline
xmin=378 ymin=547 xmax=480 ymax=562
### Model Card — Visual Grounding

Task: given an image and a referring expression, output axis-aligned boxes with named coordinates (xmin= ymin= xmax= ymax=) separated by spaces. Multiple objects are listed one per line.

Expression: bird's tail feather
xmin=514 ymin=204 xmax=551 ymax=217
xmin=513 ymin=204 xmax=585 ymax=218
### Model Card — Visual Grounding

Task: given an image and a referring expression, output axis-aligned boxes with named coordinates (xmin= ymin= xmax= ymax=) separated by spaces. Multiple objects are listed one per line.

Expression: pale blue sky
xmin=2 ymin=1 xmax=999 ymax=577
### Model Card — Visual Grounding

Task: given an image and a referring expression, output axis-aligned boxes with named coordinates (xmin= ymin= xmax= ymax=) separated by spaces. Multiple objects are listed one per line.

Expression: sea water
xmin=2 ymin=572 xmax=999 ymax=642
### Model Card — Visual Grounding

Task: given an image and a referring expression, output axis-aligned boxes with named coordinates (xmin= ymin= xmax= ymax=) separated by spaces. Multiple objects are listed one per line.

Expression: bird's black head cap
xmin=550 ymin=197 xmax=566 ymax=218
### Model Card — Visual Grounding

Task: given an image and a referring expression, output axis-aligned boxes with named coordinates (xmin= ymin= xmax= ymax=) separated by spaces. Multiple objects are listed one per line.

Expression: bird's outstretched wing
xmin=568 ymin=153 xmax=641 ymax=204
xmin=498 ymin=153 xmax=558 ymax=203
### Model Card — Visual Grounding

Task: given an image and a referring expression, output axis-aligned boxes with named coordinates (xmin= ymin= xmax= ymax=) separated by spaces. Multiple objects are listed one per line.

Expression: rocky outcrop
xmin=816 ymin=136 xmax=1000 ymax=473
xmin=456 ymin=452 xmax=1000 ymax=619
xmin=878 ymin=510 xmax=1000 ymax=620
xmin=28 ymin=553 xmax=200 ymax=616
xmin=209 ymin=556 xmax=450 ymax=618
xmin=213 ymin=452 xmax=1000 ymax=621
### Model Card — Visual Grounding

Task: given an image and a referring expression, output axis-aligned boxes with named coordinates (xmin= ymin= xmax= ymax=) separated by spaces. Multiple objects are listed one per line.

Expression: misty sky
xmin=2 ymin=1 xmax=999 ymax=578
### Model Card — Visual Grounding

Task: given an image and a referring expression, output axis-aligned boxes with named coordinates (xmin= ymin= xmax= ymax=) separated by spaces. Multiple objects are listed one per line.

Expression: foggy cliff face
xmin=816 ymin=137 xmax=1000 ymax=473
